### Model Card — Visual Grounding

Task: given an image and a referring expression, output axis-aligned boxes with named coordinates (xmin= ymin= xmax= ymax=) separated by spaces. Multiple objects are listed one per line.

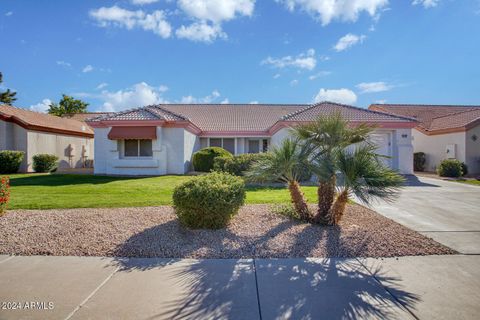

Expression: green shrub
xmin=214 ymin=153 xmax=268 ymax=176
xmin=173 ymin=172 xmax=245 ymax=229
xmin=461 ymin=162 xmax=468 ymax=176
xmin=0 ymin=150 xmax=24 ymax=174
xmin=192 ymin=147 xmax=233 ymax=172
xmin=32 ymin=154 xmax=59 ymax=173
xmin=437 ymin=159 xmax=463 ymax=178
xmin=413 ymin=152 xmax=426 ymax=172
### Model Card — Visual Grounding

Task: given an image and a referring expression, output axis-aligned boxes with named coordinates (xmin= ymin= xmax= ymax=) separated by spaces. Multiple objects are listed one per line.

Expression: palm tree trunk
xmin=288 ymin=180 xmax=310 ymax=221
xmin=313 ymin=175 xmax=336 ymax=224
xmin=328 ymin=190 xmax=349 ymax=225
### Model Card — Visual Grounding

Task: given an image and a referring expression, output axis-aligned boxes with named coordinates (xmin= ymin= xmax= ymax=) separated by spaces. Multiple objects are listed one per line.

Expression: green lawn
xmin=456 ymin=179 xmax=480 ymax=186
xmin=3 ymin=174 xmax=318 ymax=210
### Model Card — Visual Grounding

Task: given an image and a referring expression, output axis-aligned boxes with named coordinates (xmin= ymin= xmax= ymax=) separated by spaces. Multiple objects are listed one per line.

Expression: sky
xmin=0 ymin=0 xmax=479 ymax=113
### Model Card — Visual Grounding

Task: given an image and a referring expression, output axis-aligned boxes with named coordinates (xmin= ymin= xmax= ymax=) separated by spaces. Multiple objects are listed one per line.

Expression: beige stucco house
xmin=87 ymin=101 xmax=416 ymax=176
xmin=369 ymin=104 xmax=480 ymax=174
xmin=0 ymin=105 xmax=94 ymax=172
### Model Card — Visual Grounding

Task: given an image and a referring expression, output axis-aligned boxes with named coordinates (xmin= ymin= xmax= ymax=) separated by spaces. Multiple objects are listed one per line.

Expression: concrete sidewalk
xmin=1 ymin=255 xmax=479 ymax=320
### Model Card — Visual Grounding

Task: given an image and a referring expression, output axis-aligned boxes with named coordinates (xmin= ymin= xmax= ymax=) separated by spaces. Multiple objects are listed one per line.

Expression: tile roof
xmin=62 ymin=112 xmax=111 ymax=122
xmin=283 ymin=101 xmax=415 ymax=123
xmin=0 ymin=105 xmax=93 ymax=137
xmin=88 ymin=102 xmax=415 ymax=133
xmin=369 ymin=104 xmax=480 ymax=133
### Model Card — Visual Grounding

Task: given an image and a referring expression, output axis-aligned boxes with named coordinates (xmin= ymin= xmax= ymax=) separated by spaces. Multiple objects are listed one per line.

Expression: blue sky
xmin=1 ymin=0 xmax=479 ymax=112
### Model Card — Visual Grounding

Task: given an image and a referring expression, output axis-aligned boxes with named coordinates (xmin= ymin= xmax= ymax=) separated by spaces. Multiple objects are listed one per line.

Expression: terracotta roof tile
xmin=62 ymin=112 xmax=111 ymax=122
xmin=369 ymin=104 xmax=480 ymax=133
xmin=0 ymin=105 xmax=93 ymax=137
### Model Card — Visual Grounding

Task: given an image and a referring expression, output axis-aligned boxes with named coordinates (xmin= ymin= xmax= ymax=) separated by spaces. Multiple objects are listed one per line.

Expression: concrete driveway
xmin=368 ymin=175 xmax=480 ymax=254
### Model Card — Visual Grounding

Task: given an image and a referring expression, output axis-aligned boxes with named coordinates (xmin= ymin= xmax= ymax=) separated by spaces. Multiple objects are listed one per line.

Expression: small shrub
xmin=461 ymin=162 xmax=468 ymax=176
xmin=413 ymin=152 xmax=426 ymax=172
xmin=272 ymin=204 xmax=300 ymax=220
xmin=0 ymin=150 xmax=24 ymax=174
xmin=32 ymin=154 xmax=59 ymax=173
xmin=173 ymin=172 xmax=245 ymax=229
xmin=0 ymin=177 xmax=10 ymax=216
xmin=437 ymin=159 xmax=463 ymax=178
xmin=214 ymin=153 xmax=269 ymax=176
xmin=192 ymin=147 xmax=233 ymax=172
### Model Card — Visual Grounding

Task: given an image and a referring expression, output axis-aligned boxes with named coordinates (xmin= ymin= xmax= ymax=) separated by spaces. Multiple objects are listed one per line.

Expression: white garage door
xmin=369 ymin=133 xmax=392 ymax=167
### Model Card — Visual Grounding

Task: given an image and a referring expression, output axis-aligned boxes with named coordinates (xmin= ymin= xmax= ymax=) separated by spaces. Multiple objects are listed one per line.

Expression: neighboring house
xmin=369 ymin=104 xmax=480 ymax=174
xmin=0 ymin=105 xmax=94 ymax=172
xmin=87 ymin=101 xmax=416 ymax=176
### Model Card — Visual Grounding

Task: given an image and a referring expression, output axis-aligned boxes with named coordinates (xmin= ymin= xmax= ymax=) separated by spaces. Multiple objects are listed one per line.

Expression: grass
xmin=3 ymin=174 xmax=319 ymax=210
xmin=455 ymin=179 xmax=480 ymax=186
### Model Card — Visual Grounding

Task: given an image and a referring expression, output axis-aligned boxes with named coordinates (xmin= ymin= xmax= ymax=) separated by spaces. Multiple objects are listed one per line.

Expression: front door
xmin=369 ymin=133 xmax=392 ymax=167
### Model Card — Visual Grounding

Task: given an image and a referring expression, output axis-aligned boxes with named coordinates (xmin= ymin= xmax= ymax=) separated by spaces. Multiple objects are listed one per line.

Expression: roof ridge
xmin=370 ymin=103 xmax=480 ymax=108
xmin=431 ymin=107 xmax=480 ymax=121
xmin=149 ymin=104 xmax=189 ymax=121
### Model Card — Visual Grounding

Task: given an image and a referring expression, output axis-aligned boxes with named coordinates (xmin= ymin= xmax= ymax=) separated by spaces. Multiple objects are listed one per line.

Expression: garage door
xmin=369 ymin=133 xmax=392 ymax=167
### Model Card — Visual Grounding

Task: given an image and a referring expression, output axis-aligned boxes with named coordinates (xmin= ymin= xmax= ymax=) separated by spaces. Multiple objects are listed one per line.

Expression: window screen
xmin=223 ymin=138 xmax=235 ymax=154
xmin=210 ymin=138 xmax=222 ymax=147
xmin=248 ymin=140 xmax=260 ymax=153
xmin=124 ymin=140 xmax=139 ymax=157
xmin=139 ymin=140 xmax=153 ymax=157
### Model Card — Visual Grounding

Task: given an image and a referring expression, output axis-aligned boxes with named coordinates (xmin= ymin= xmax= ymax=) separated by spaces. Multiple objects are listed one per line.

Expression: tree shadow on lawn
xmin=8 ymin=174 xmax=153 ymax=187
xmin=109 ymin=217 xmax=419 ymax=319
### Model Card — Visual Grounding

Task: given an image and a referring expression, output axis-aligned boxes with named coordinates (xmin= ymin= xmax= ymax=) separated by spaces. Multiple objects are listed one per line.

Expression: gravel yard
xmin=0 ymin=204 xmax=455 ymax=258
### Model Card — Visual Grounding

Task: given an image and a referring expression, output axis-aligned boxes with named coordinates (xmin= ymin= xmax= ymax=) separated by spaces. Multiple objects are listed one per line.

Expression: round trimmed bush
xmin=173 ymin=172 xmax=245 ymax=229
xmin=33 ymin=154 xmax=59 ymax=173
xmin=192 ymin=147 xmax=232 ymax=172
xmin=437 ymin=159 xmax=463 ymax=178
xmin=0 ymin=150 xmax=24 ymax=174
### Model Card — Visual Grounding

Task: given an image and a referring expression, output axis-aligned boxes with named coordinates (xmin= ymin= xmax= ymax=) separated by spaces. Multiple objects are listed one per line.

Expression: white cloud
xmin=262 ymin=48 xmax=317 ymax=71
xmin=277 ymin=0 xmax=388 ymax=26
xmin=180 ymin=90 xmax=223 ymax=104
xmin=176 ymin=22 xmax=226 ymax=42
xmin=29 ymin=99 xmax=52 ymax=113
xmin=375 ymin=99 xmax=387 ymax=104
xmin=98 ymin=82 xmax=169 ymax=112
xmin=89 ymin=6 xmax=172 ymax=38
xmin=309 ymin=71 xmax=331 ymax=80
xmin=249 ymin=100 xmax=259 ymax=104
xmin=178 ymin=0 xmax=255 ymax=23
xmin=5 ymin=11 xmax=13 ymax=17
xmin=290 ymin=79 xmax=299 ymax=86
xmin=273 ymin=74 xmax=281 ymax=79
xmin=96 ymin=82 xmax=108 ymax=90
xmin=56 ymin=60 xmax=71 ymax=68
xmin=314 ymin=88 xmax=357 ymax=104
xmin=412 ymin=0 xmax=439 ymax=8
xmin=333 ymin=33 xmax=366 ymax=52
xmin=131 ymin=0 xmax=160 ymax=5
xmin=82 ymin=65 xmax=94 ymax=73
xmin=356 ymin=81 xmax=393 ymax=93
xmin=221 ymin=98 xmax=230 ymax=104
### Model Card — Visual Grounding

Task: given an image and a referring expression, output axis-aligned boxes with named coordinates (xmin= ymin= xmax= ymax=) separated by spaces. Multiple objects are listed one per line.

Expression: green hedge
xmin=0 ymin=150 xmax=24 ymax=174
xmin=173 ymin=172 xmax=245 ymax=229
xmin=437 ymin=159 xmax=463 ymax=178
xmin=213 ymin=153 xmax=269 ymax=176
xmin=413 ymin=152 xmax=426 ymax=172
xmin=33 ymin=154 xmax=59 ymax=173
xmin=192 ymin=147 xmax=232 ymax=172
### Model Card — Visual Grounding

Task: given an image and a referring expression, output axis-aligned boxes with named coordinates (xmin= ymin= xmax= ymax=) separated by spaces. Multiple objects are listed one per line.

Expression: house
xmin=87 ymin=101 xmax=416 ymax=176
xmin=369 ymin=104 xmax=480 ymax=174
xmin=0 ymin=104 xmax=94 ymax=172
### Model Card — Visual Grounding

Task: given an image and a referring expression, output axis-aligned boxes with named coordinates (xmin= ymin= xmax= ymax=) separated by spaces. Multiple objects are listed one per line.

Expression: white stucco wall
xmin=0 ymin=120 xmax=6 ymax=150
xmin=412 ymin=130 xmax=466 ymax=172
xmin=94 ymin=126 xmax=195 ymax=175
xmin=0 ymin=121 xmax=28 ymax=171
xmin=465 ymin=125 xmax=480 ymax=174
xmin=271 ymin=127 xmax=414 ymax=174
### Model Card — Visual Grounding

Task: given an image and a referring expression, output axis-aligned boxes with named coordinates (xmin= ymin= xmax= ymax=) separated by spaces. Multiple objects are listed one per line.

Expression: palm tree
xmin=245 ymin=138 xmax=312 ymax=221
xmin=325 ymin=144 xmax=405 ymax=225
xmin=292 ymin=113 xmax=374 ymax=224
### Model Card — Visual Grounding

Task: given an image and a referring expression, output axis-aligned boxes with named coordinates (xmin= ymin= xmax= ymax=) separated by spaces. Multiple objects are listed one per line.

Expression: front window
xmin=248 ymin=140 xmax=260 ymax=153
xmin=124 ymin=139 xmax=153 ymax=157
xmin=208 ymin=138 xmax=235 ymax=154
